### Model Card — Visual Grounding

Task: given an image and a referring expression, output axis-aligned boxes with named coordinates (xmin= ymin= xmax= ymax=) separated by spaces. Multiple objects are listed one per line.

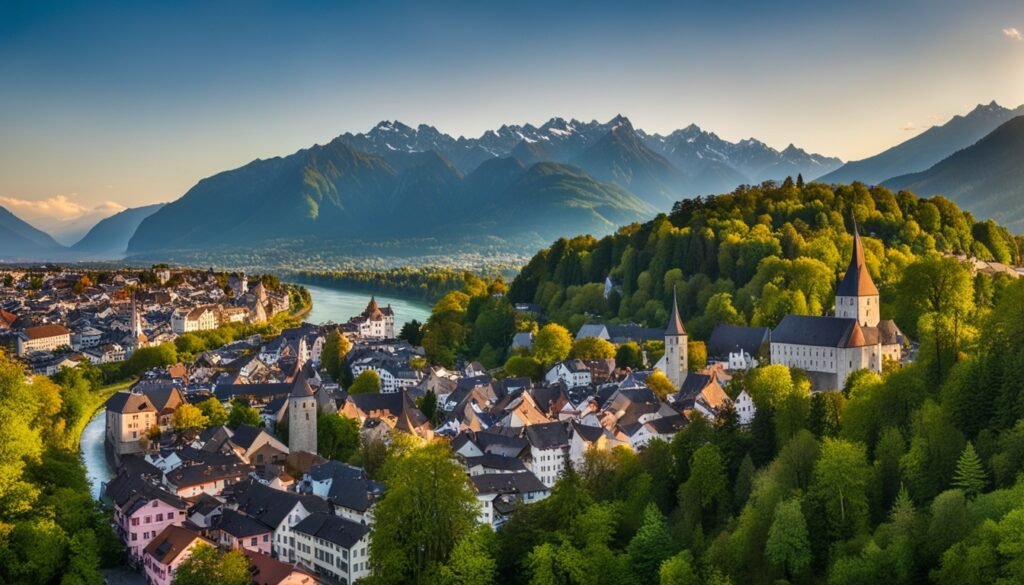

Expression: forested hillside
xmin=408 ymin=180 xmax=1024 ymax=585
xmin=507 ymin=179 xmax=1022 ymax=340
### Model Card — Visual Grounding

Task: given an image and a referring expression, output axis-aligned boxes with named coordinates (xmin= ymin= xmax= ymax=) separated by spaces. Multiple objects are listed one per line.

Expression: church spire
xmin=837 ymin=215 xmax=879 ymax=297
xmin=666 ymin=286 xmax=686 ymax=336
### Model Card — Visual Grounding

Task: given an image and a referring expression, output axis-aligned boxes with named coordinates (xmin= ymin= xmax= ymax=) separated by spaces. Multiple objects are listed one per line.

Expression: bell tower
xmin=664 ymin=287 xmax=688 ymax=389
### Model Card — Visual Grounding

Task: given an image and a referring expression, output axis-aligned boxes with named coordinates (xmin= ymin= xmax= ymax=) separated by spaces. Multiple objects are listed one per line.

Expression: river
xmin=79 ymin=283 xmax=434 ymax=500
xmin=81 ymin=410 xmax=110 ymax=500
xmin=299 ymin=282 xmax=432 ymax=329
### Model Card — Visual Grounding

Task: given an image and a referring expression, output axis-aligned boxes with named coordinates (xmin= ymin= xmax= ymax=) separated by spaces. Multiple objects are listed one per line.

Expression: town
xmin=11 ymin=221 xmax=937 ymax=585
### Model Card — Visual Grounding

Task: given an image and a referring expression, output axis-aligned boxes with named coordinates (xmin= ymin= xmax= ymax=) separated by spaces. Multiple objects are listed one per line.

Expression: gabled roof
xmin=293 ymin=512 xmax=369 ymax=548
xmin=837 ymin=217 xmax=880 ymax=297
xmin=231 ymin=479 xmax=329 ymax=529
xmin=104 ymin=391 xmax=155 ymax=414
xmin=243 ymin=549 xmax=317 ymax=585
xmin=707 ymin=324 xmax=770 ymax=359
xmin=524 ymin=421 xmax=570 ymax=450
xmin=144 ymin=525 xmax=209 ymax=565
xmin=772 ymin=315 xmax=873 ymax=348
xmin=290 ymin=371 xmax=315 ymax=398
xmin=215 ymin=508 xmax=271 ymax=537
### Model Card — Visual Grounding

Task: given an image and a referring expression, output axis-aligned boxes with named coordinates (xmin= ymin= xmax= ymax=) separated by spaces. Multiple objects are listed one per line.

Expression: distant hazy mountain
xmin=883 ymin=116 xmax=1024 ymax=230
xmin=127 ymin=137 xmax=653 ymax=256
xmin=639 ymin=124 xmax=842 ymax=187
xmin=338 ymin=115 xmax=841 ymax=198
xmin=573 ymin=117 xmax=685 ymax=206
xmin=0 ymin=205 xmax=66 ymax=260
xmin=820 ymin=101 xmax=1024 ymax=185
xmin=70 ymin=203 xmax=164 ymax=259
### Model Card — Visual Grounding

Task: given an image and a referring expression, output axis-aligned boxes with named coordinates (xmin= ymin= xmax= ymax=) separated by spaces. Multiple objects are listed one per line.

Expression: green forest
xmin=400 ymin=181 xmax=1024 ymax=585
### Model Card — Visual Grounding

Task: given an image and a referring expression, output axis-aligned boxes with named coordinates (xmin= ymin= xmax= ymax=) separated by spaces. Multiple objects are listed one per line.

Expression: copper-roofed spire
xmin=666 ymin=286 xmax=686 ymax=336
xmin=837 ymin=215 xmax=879 ymax=297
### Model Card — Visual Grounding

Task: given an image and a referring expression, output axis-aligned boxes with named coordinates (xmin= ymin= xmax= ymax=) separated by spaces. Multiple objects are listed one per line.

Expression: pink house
xmin=215 ymin=508 xmax=273 ymax=556
xmin=143 ymin=525 xmax=212 ymax=585
xmin=105 ymin=471 xmax=189 ymax=566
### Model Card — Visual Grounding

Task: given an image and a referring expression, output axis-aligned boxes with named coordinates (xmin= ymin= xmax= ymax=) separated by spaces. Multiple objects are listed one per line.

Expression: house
xmin=164 ymin=460 xmax=253 ymax=497
xmin=213 ymin=508 xmax=273 ymax=555
xmin=523 ymin=421 xmax=570 ymax=488
xmin=304 ymin=461 xmax=383 ymax=523
xmin=172 ymin=305 xmax=218 ymax=334
xmin=105 ymin=392 xmax=158 ymax=462
xmin=16 ymin=323 xmax=70 ymax=355
xmin=143 ymin=525 xmax=212 ymax=585
xmin=136 ymin=380 xmax=187 ymax=429
xmin=471 ymin=471 xmax=550 ymax=528
xmin=230 ymin=479 xmax=331 ymax=564
xmin=574 ymin=323 xmax=663 ymax=344
xmin=735 ymin=389 xmax=756 ymax=425
xmin=707 ymin=324 xmax=770 ymax=370
xmin=105 ymin=471 xmax=189 ymax=565
xmin=544 ymin=360 xmax=592 ymax=388
xmin=568 ymin=420 xmax=630 ymax=468
xmin=292 ymin=512 xmax=371 ymax=585
xmin=346 ymin=297 xmax=395 ymax=339
xmin=229 ymin=424 xmax=290 ymax=466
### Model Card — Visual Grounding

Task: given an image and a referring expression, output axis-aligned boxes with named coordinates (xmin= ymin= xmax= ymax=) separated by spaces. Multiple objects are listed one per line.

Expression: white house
xmin=735 ymin=389 xmax=756 ymax=425
xmin=292 ymin=512 xmax=371 ymax=585
xmin=544 ymin=360 xmax=591 ymax=388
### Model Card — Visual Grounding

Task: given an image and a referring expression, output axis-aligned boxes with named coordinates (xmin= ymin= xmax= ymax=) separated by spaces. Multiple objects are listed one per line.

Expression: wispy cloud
xmin=1004 ymin=27 xmax=1022 ymax=41
xmin=0 ymin=194 xmax=124 ymax=221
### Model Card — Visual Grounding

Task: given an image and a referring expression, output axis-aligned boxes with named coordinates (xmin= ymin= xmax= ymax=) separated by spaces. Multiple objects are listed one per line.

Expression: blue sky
xmin=2 ymin=0 xmax=1023 ymax=226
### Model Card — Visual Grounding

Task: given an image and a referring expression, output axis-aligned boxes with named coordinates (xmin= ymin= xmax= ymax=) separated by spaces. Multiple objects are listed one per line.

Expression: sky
xmin=2 ymin=0 xmax=1024 ymax=231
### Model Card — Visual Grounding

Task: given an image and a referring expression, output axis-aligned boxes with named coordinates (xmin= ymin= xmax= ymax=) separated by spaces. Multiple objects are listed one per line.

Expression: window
xmin=156 ymin=513 xmax=163 ymax=522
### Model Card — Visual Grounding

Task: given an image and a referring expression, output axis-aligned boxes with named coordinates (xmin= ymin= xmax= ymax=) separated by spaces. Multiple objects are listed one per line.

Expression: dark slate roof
xmin=104 ymin=391 xmax=155 ymax=414
xmin=327 ymin=476 xmax=384 ymax=513
xmin=231 ymin=479 xmax=329 ymax=529
xmin=647 ymin=413 xmax=688 ymax=434
xmin=877 ymin=319 xmax=904 ymax=346
xmin=836 ymin=219 xmax=880 ymax=297
xmin=707 ymin=324 xmax=770 ymax=359
xmin=772 ymin=315 xmax=872 ymax=348
xmin=307 ymin=460 xmax=365 ymax=483
xmin=524 ymin=421 xmax=570 ymax=450
xmin=471 ymin=471 xmax=548 ymax=495
xmin=470 ymin=429 xmax=529 ymax=457
xmin=105 ymin=470 xmax=188 ymax=511
xmin=293 ymin=512 xmax=369 ymax=548
xmin=165 ymin=460 xmax=253 ymax=489
xmin=216 ymin=508 xmax=271 ymax=537
xmin=214 ymin=383 xmax=290 ymax=402
xmin=606 ymin=324 xmax=663 ymax=343
xmin=676 ymin=373 xmax=712 ymax=401
xmin=464 ymin=453 xmax=528 ymax=472
xmin=189 ymin=492 xmax=223 ymax=516
xmin=228 ymin=424 xmax=263 ymax=451
xmin=570 ymin=420 xmax=605 ymax=443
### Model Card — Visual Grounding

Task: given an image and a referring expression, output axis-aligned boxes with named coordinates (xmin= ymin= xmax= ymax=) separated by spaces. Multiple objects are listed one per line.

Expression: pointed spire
xmin=290 ymin=369 xmax=315 ymax=398
xmin=666 ymin=286 xmax=686 ymax=336
xmin=837 ymin=214 xmax=879 ymax=297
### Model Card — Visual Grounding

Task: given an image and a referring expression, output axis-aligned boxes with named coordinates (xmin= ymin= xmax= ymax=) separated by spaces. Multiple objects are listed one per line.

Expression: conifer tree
xmin=951 ymin=442 xmax=987 ymax=499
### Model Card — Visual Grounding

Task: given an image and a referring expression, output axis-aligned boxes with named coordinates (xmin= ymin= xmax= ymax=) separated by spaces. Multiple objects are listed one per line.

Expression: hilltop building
xmin=770 ymin=219 xmax=905 ymax=391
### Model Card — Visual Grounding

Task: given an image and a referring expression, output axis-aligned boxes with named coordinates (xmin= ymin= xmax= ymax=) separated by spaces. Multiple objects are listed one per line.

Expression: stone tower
xmin=835 ymin=217 xmax=880 ymax=328
xmin=664 ymin=287 xmax=688 ymax=389
xmin=287 ymin=371 xmax=318 ymax=455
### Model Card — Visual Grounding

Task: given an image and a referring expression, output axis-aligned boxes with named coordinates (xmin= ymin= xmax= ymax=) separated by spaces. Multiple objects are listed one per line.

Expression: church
xmin=770 ymin=220 xmax=905 ymax=391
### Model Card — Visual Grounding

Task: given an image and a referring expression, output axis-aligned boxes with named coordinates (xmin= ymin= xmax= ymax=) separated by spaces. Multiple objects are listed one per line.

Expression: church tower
xmin=287 ymin=372 xmax=318 ymax=455
xmin=664 ymin=287 xmax=688 ymax=389
xmin=835 ymin=217 xmax=880 ymax=328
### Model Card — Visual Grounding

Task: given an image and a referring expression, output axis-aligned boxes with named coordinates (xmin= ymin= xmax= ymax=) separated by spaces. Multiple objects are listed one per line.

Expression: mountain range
xmin=819 ymin=101 xmax=1024 ymax=185
xmin=125 ymin=115 xmax=841 ymax=258
xmin=0 ymin=206 xmax=65 ymax=260
xmin=0 ymin=203 xmax=163 ymax=262
xmin=884 ymin=115 xmax=1024 ymax=230
xmin=3 ymin=104 xmax=1023 ymax=265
